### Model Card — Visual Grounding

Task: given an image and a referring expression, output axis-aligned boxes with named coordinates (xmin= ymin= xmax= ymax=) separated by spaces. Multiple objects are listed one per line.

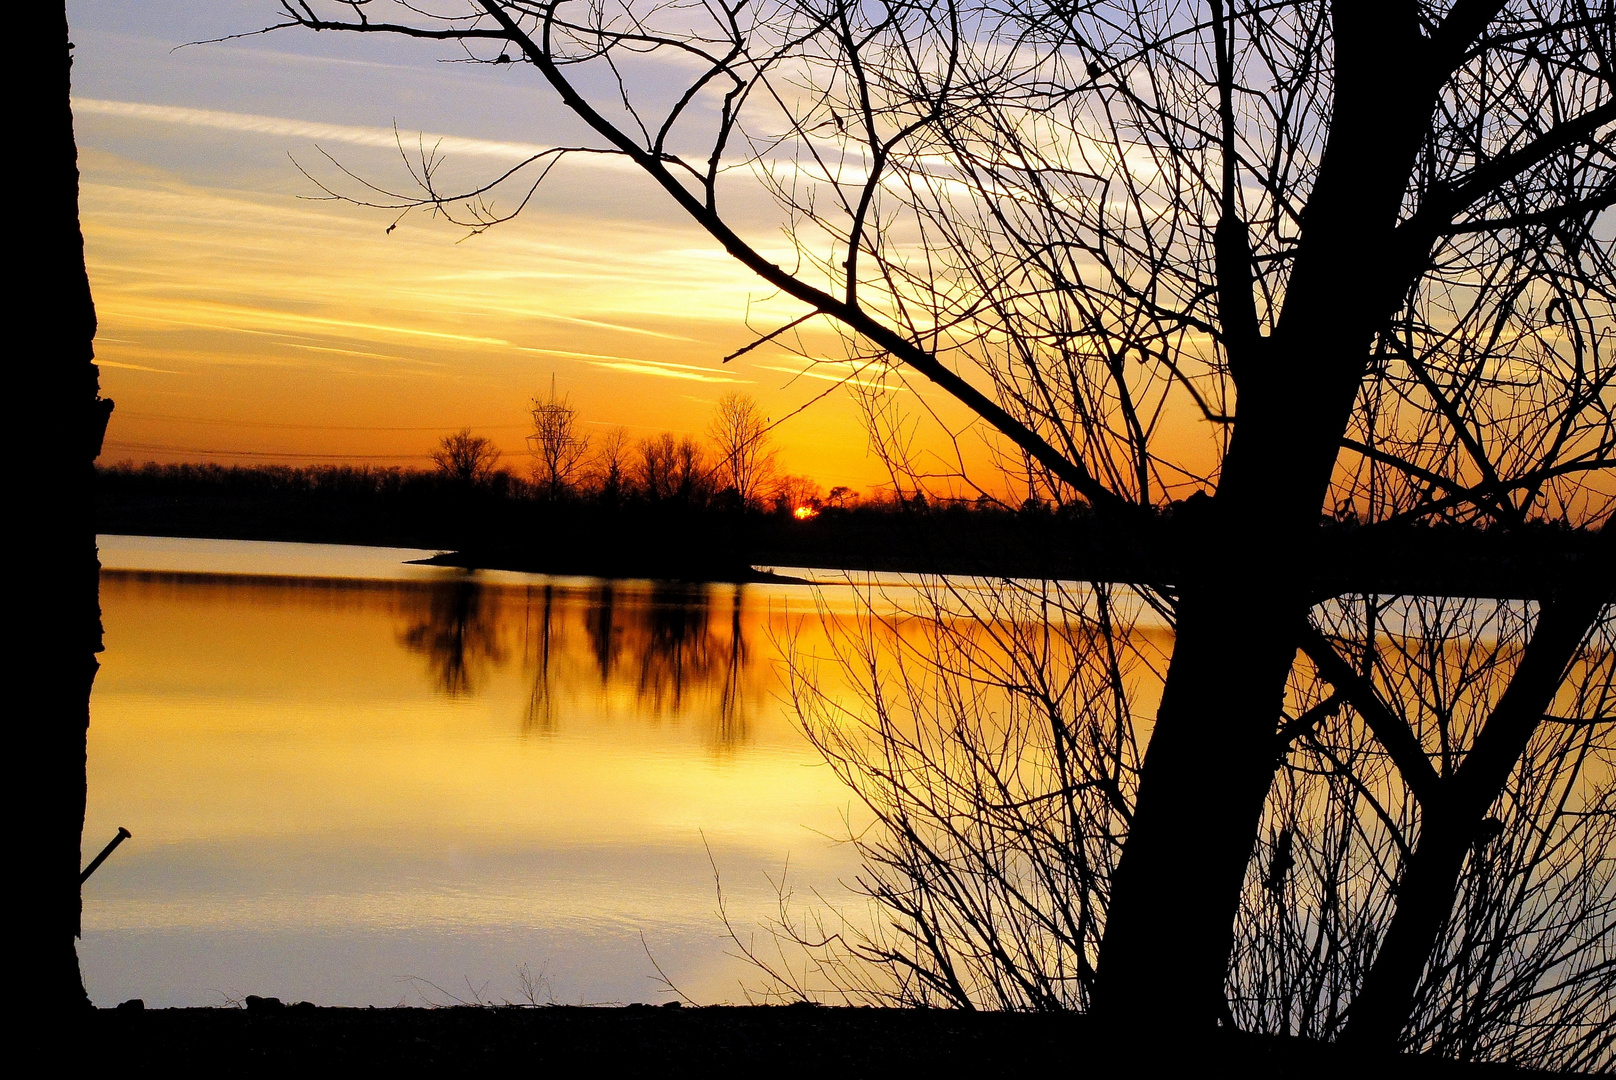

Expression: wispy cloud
xmin=524 ymin=311 xmax=695 ymax=342
xmin=119 ymin=300 xmax=512 ymax=348
xmin=757 ymin=362 xmax=904 ymax=392
xmin=283 ymin=343 xmax=425 ymax=363
xmin=521 ymin=347 xmax=750 ymax=384
xmin=584 ymin=359 xmax=749 ymax=383
xmin=96 ymin=359 xmax=182 ymax=374
xmin=74 ymin=97 xmax=565 ymax=163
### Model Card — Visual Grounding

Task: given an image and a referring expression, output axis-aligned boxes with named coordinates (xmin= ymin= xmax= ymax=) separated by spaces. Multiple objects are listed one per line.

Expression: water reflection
xmin=399 ymin=580 xmax=507 ymax=697
xmin=718 ymin=586 xmax=750 ymax=747
xmin=396 ymin=576 xmax=761 ymax=746
xmin=84 ymin=541 xmax=866 ymax=1009
xmin=527 ymin=584 xmax=560 ymax=732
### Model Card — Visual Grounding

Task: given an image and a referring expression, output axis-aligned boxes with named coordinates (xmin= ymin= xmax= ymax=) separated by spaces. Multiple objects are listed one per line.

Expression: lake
xmin=83 ymin=536 xmax=886 ymax=1007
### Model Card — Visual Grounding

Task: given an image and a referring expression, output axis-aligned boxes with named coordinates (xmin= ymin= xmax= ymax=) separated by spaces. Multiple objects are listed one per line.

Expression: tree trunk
xmin=1090 ymin=6 xmax=1442 ymax=1032
xmin=22 ymin=0 xmax=110 ymax=1010
xmin=1090 ymin=406 xmax=1333 ymax=1029
xmin=1341 ymin=558 xmax=1613 ymax=1051
xmin=1091 ymin=574 xmax=1303 ymax=1028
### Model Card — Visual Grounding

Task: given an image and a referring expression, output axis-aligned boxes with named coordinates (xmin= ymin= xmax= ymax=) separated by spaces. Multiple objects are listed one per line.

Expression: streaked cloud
xmin=521 ymin=347 xmax=751 ymax=384
xmin=284 ymin=343 xmax=425 ymax=363
xmin=757 ymin=361 xmax=905 ymax=392
xmin=117 ymin=300 xmax=512 ymax=348
xmin=75 ymin=97 xmax=564 ymax=163
xmin=71 ymin=91 xmax=916 ymax=483
xmin=97 ymin=359 xmax=183 ymax=374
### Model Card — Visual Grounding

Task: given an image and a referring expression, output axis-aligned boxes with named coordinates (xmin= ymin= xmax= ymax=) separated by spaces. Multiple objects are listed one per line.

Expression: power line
xmin=101 ymin=440 xmax=437 ymax=461
xmin=114 ymin=410 xmax=526 ymax=432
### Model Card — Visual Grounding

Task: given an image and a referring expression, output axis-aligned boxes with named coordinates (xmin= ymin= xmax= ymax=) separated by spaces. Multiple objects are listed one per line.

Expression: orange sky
xmin=73 ymin=6 xmax=1004 ymax=497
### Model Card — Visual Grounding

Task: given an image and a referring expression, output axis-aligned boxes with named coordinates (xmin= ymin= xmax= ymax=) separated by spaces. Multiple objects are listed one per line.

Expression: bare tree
xmin=671 ymin=434 xmax=711 ymax=504
xmin=272 ymin=0 xmax=1614 ymax=1049
xmin=590 ymin=425 xmax=632 ymax=505
xmin=529 ymin=379 xmax=591 ymax=500
xmin=1232 ymin=596 xmax=1615 ymax=1068
xmin=766 ymin=578 xmax=1153 ymax=1011
xmin=636 ymin=431 xmax=713 ymax=505
xmin=432 ymin=427 xmax=503 ymax=486
xmin=709 ymin=391 xmax=776 ymax=508
xmin=756 ymin=584 xmax=1612 ymax=1068
xmin=636 ymin=432 xmax=679 ymax=502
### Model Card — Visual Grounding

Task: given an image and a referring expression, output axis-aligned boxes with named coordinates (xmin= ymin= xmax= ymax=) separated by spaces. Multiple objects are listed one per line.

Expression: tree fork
xmin=1090 ymin=2 xmax=1457 ymax=1029
xmin=1340 ymin=543 xmax=1614 ymax=1051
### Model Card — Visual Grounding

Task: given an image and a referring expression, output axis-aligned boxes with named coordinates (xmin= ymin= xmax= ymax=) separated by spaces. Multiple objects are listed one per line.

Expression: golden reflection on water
xmin=393 ymin=578 xmax=762 ymax=743
xmin=81 ymin=546 xmax=868 ymax=1007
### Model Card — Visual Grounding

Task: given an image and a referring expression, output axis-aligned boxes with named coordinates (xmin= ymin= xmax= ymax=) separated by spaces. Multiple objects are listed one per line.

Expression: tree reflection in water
xmin=717 ymin=585 xmax=750 ymax=747
xmin=526 ymin=584 xmax=558 ymax=732
xmin=401 ymin=577 xmax=759 ymax=746
xmin=397 ymin=578 xmax=507 ymax=697
xmin=638 ymin=583 xmax=714 ymax=718
xmin=587 ymin=583 xmax=621 ymax=687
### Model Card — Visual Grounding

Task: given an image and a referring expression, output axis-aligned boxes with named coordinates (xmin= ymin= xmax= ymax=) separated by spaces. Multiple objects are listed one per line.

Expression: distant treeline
xmin=94 ymin=458 xmax=1060 ymax=580
xmin=97 ymin=460 xmax=1605 ymax=596
xmin=430 ymin=389 xmax=843 ymax=514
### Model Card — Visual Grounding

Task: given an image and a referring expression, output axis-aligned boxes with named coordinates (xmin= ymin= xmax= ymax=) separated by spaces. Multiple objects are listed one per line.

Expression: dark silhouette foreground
xmin=82 ymin=1006 xmax=1550 ymax=1077
xmin=27 ymin=0 xmax=111 ymax=1009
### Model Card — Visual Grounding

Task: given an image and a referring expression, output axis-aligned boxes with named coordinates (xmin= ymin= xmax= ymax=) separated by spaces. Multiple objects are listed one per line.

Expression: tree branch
xmin=472 ymin=0 xmax=1129 ymax=513
xmin=1441 ymin=186 xmax=1616 ymax=235
xmin=1450 ymin=530 xmax=1614 ymax=816
xmin=1396 ymin=100 xmax=1616 ymax=252
xmin=1297 ymin=623 xmax=1444 ymax=805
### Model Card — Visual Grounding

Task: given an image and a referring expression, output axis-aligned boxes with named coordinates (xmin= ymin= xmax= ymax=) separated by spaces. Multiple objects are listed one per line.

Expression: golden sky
xmin=75 ymin=3 xmax=992 ymax=495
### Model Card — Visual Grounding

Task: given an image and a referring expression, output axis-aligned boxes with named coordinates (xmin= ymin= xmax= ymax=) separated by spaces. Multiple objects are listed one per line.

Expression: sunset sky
xmin=73 ymin=1 xmax=990 ymax=494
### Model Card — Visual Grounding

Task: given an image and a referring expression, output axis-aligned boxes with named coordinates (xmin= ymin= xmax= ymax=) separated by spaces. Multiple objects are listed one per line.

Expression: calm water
xmin=83 ymin=536 xmax=877 ymax=1007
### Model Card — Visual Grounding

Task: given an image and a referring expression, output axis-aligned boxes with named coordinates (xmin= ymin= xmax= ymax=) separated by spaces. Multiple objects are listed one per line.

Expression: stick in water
xmin=80 ymin=827 xmax=132 ymax=884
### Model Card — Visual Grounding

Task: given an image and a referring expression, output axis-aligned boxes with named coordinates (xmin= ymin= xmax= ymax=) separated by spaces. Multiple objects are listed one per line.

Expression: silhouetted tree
xmin=636 ymin=431 xmax=713 ymax=506
xmin=709 ymin=391 xmax=776 ymax=508
xmin=759 ymin=584 xmax=1611 ymax=1069
xmin=671 ymin=434 xmax=712 ymax=505
xmin=1234 ymin=596 xmax=1614 ymax=1069
xmin=635 ymin=432 xmax=680 ymax=502
xmin=431 ymin=428 xmax=503 ymax=486
xmin=25 ymin=0 xmax=113 ymax=1009
xmin=590 ymin=426 xmax=632 ymax=505
xmin=529 ymin=379 xmax=590 ymax=500
xmin=277 ymin=0 xmax=1613 ymax=1055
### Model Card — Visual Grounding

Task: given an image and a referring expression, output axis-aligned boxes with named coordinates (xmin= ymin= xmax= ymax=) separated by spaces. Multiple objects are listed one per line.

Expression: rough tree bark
xmin=21 ymin=0 xmax=111 ymax=1010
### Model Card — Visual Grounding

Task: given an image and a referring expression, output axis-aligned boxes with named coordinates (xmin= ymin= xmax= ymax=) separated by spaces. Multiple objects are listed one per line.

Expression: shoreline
xmin=81 ymin=1004 xmax=1546 ymax=1076
xmin=98 ymin=524 xmax=1609 ymax=599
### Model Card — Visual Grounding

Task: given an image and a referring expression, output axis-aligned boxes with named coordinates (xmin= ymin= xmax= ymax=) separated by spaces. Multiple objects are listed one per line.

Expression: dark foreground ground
xmin=78 ymin=1005 xmax=1555 ymax=1077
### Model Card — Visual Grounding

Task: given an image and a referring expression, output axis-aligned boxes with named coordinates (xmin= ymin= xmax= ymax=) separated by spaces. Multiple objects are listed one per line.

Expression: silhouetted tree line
xmin=97 ymin=458 xmax=1601 ymax=596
